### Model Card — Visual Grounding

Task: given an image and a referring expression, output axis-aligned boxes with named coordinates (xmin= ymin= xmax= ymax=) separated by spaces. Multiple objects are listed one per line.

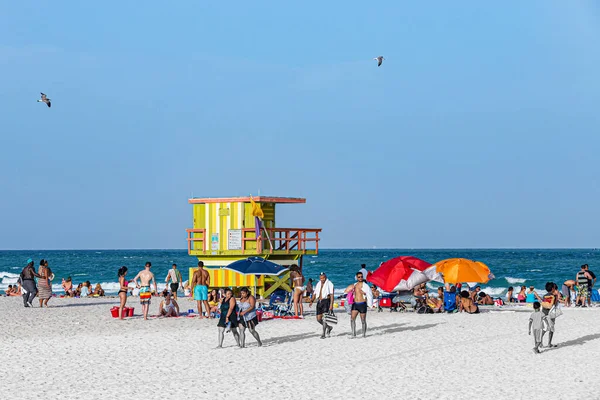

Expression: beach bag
xmin=324 ymin=311 xmax=338 ymax=325
xmin=548 ymin=304 xmax=563 ymax=319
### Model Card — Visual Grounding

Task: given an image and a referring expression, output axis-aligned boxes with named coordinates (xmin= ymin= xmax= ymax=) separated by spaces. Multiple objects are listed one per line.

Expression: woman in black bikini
xmin=117 ymin=266 xmax=129 ymax=320
xmin=459 ymin=290 xmax=480 ymax=314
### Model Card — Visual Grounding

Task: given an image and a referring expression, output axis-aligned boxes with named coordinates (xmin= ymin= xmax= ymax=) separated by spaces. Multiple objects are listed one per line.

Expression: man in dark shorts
xmin=309 ymin=272 xmax=334 ymax=339
xmin=585 ymin=264 xmax=596 ymax=307
xmin=165 ymin=263 xmax=183 ymax=299
xmin=350 ymin=271 xmax=373 ymax=338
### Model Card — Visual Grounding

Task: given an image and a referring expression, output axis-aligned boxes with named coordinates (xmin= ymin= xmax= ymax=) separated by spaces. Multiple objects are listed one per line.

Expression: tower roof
xmin=188 ymin=196 xmax=306 ymax=204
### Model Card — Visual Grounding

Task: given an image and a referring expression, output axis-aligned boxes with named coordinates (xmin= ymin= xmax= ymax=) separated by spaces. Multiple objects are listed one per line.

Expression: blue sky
xmin=1 ymin=1 xmax=599 ymax=249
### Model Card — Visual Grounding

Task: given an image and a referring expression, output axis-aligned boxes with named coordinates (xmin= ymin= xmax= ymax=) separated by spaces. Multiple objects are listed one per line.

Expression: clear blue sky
xmin=1 ymin=1 xmax=599 ymax=249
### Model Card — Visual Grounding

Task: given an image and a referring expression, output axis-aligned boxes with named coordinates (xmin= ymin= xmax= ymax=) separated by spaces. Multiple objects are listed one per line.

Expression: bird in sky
xmin=373 ymin=56 xmax=385 ymax=67
xmin=38 ymin=92 xmax=51 ymax=108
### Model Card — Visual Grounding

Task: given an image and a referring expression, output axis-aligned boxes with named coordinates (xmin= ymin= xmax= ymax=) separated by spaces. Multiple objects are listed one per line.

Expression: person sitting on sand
xmin=62 ymin=277 xmax=74 ymax=297
xmin=79 ymin=282 xmax=90 ymax=297
xmin=159 ymin=292 xmax=180 ymax=317
xmin=425 ymin=288 xmax=444 ymax=313
xmin=526 ymin=286 xmax=542 ymax=303
xmin=506 ymin=286 xmax=516 ymax=303
xmin=208 ymin=289 xmax=221 ymax=315
xmin=305 ymin=278 xmax=314 ymax=298
xmin=470 ymin=285 xmax=481 ymax=302
xmin=517 ymin=286 xmax=527 ymax=303
xmin=459 ymin=290 xmax=479 ymax=314
xmin=4 ymin=285 xmax=13 ymax=296
xmin=92 ymin=283 xmax=105 ymax=296
xmin=10 ymin=284 xmax=22 ymax=296
xmin=477 ymin=291 xmax=494 ymax=305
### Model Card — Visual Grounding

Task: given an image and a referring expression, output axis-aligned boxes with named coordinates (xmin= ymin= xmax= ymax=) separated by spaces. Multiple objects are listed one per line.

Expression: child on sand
xmin=528 ymin=301 xmax=543 ymax=354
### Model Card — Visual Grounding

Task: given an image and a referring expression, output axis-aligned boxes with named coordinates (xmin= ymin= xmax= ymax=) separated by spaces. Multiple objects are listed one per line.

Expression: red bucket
xmin=110 ymin=307 xmax=119 ymax=318
xmin=127 ymin=307 xmax=134 ymax=317
xmin=256 ymin=310 xmax=263 ymax=322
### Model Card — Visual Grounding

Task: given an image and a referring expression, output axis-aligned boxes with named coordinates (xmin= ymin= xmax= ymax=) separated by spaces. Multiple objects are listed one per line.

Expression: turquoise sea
xmin=1 ymin=249 xmax=598 ymax=296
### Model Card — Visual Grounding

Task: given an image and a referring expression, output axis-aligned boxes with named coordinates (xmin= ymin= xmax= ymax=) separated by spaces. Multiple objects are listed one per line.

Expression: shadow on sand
xmin=265 ymin=322 xmax=439 ymax=344
xmin=50 ymin=301 xmax=117 ymax=308
xmin=548 ymin=333 xmax=600 ymax=350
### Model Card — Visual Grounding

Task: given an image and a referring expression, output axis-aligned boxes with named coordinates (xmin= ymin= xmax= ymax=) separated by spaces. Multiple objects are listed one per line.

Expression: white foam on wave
xmin=528 ymin=269 xmax=542 ymax=272
xmin=0 ymin=271 xmax=19 ymax=279
xmin=505 ymin=277 xmax=526 ymax=284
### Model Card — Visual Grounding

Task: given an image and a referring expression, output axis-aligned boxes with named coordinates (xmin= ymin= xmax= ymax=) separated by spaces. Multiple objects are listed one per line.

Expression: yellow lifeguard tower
xmin=185 ymin=196 xmax=321 ymax=297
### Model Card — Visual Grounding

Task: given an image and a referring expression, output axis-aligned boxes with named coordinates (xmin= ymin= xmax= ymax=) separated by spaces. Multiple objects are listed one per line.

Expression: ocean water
xmin=1 ymin=249 xmax=598 ymax=296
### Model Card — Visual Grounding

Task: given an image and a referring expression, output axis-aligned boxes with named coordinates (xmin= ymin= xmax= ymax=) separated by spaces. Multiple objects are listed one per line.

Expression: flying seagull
xmin=37 ymin=92 xmax=51 ymax=108
xmin=373 ymin=56 xmax=385 ymax=67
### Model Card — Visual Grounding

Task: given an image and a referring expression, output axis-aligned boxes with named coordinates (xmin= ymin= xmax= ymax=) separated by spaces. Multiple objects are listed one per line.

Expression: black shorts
xmin=316 ymin=299 xmax=331 ymax=316
xmin=170 ymin=283 xmax=179 ymax=293
xmin=351 ymin=302 xmax=368 ymax=314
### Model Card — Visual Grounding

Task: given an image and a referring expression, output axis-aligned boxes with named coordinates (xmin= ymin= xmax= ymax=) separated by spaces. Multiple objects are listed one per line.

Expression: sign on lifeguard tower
xmin=185 ymin=196 xmax=321 ymax=297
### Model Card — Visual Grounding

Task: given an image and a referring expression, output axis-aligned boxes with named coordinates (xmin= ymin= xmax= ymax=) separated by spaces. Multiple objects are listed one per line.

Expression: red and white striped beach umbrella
xmin=367 ymin=256 xmax=437 ymax=292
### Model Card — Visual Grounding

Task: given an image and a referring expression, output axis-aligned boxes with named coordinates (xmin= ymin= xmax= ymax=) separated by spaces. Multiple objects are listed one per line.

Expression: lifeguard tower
xmin=185 ymin=196 xmax=321 ymax=298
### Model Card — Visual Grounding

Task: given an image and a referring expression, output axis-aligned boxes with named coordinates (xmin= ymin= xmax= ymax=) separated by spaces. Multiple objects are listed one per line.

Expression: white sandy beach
xmin=2 ymin=296 xmax=600 ymax=400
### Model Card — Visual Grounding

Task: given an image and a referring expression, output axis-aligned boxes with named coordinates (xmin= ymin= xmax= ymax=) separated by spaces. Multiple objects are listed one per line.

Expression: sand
xmin=1 ymin=296 xmax=600 ymax=399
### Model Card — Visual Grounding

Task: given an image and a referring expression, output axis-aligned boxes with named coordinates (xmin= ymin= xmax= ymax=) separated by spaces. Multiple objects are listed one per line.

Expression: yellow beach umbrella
xmin=434 ymin=258 xmax=493 ymax=284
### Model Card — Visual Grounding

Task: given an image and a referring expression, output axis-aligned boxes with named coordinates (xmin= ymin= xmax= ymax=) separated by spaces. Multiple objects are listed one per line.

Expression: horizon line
xmin=0 ymin=247 xmax=598 ymax=252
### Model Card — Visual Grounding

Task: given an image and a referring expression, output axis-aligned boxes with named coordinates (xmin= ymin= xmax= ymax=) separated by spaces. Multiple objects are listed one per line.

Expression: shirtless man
xmin=131 ymin=262 xmax=158 ymax=320
xmin=348 ymin=271 xmax=373 ymax=338
xmin=159 ymin=292 xmax=180 ymax=317
xmin=191 ymin=261 xmax=211 ymax=318
xmin=561 ymin=279 xmax=576 ymax=307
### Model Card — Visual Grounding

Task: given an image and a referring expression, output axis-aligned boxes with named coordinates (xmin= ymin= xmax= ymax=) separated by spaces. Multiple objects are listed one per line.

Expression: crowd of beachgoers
xmin=6 ymin=256 xmax=598 ymax=353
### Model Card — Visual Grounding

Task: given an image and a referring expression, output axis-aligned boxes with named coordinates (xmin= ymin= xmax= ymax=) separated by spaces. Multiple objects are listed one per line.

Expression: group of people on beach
xmin=10 ymin=258 xmax=108 ymax=308
xmin=9 ymin=256 xmax=598 ymax=352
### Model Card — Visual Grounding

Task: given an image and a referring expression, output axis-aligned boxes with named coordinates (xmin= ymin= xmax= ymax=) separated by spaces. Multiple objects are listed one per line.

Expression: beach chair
xmin=260 ymin=290 xmax=287 ymax=311
xmin=378 ymin=294 xmax=407 ymax=312
xmin=273 ymin=293 xmax=294 ymax=317
xmin=444 ymin=291 xmax=458 ymax=313
xmin=413 ymin=296 xmax=433 ymax=314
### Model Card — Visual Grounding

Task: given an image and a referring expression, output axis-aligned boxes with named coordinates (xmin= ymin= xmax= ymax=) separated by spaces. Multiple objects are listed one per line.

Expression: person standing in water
xmin=216 ymin=288 xmax=240 ymax=348
xmin=165 ymin=263 xmax=183 ymax=299
xmin=191 ymin=261 xmax=211 ymax=318
xmin=309 ymin=272 xmax=335 ymax=339
xmin=131 ymin=262 xmax=157 ymax=320
xmin=117 ymin=266 xmax=129 ymax=320
xmin=20 ymin=259 xmax=41 ymax=308
xmin=347 ymin=271 xmax=373 ymax=338
xmin=238 ymin=287 xmax=263 ymax=347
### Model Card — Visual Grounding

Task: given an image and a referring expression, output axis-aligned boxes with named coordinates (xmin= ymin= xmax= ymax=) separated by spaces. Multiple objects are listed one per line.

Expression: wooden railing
xmin=186 ymin=227 xmax=320 ymax=255
xmin=264 ymin=228 xmax=321 ymax=254
xmin=186 ymin=228 xmax=206 ymax=253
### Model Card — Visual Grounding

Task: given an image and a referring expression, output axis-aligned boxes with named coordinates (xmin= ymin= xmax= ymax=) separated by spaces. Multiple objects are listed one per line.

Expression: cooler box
xmin=380 ymin=298 xmax=392 ymax=307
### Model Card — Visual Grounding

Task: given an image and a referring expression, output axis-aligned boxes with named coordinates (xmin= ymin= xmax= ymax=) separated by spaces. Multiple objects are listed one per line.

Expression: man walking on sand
xmin=349 ymin=271 xmax=373 ymax=338
xmin=309 ymin=272 xmax=335 ymax=339
xmin=191 ymin=261 xmax=211 ymax=318
xmin=165 ymin=263 xmax=183 ymax=299
xmin=131 ymin=262 xmax=158 ymax=320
